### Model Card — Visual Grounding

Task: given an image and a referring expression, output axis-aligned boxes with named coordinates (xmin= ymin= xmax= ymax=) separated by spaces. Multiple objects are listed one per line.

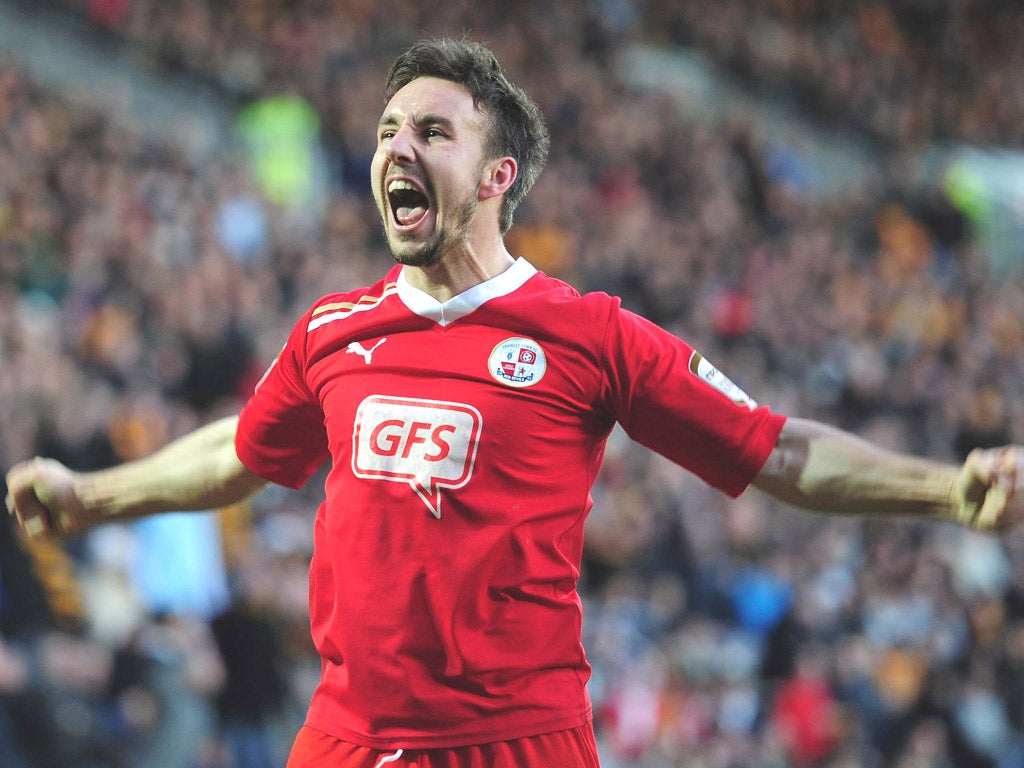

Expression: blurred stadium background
xmin=1 ymin=1 xmax=1024 ymax=766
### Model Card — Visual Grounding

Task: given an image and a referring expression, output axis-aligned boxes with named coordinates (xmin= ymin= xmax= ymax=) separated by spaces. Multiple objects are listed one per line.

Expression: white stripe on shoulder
xmin=307 ymin=284 xmax=399 ymax=332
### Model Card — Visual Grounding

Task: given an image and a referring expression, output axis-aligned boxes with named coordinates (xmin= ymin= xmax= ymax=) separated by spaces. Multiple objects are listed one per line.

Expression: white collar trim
xmin=397 ymin=258 xmax=537 ymax=326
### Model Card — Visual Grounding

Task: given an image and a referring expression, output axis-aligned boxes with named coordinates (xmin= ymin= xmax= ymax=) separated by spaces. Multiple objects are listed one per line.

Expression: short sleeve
xmin=235 ymin=309 xmax=330 ymax=489
xmin=601 ymin=303 xmax=786 ymax=497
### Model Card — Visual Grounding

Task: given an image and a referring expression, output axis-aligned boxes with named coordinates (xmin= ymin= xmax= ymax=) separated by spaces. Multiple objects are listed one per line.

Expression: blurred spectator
xmin=236 ymin=89 xmax=326 ymax=217
xmin=770 ymin=645 xmax=843 ymax=766
xmin=210 ymin=554 xmax=290 ymax=768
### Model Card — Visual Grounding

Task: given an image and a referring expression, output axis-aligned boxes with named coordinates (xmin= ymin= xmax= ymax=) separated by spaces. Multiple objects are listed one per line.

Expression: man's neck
xmin=402 ymin=241 xmax=515 ymax=304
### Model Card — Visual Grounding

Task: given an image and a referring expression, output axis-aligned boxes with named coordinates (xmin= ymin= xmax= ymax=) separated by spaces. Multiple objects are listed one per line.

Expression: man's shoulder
xmin=512 ymin=268 xmax=614 ymax=307
xmin=304 ymin=267 xmax=403 ymax=331
xmin=512 ymin=269 xmax=621 ymax=320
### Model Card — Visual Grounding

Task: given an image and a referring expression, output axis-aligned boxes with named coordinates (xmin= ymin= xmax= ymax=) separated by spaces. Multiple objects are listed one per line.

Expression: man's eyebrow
xmin=417 ymin=114 xmax=455 ymax=131
xmin=377 ymin=112 xmax=456 ymax=131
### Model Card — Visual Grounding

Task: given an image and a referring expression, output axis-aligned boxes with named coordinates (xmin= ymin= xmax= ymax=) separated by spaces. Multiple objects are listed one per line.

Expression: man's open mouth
xmin=388 ymin=179 xmax=431 ymax=228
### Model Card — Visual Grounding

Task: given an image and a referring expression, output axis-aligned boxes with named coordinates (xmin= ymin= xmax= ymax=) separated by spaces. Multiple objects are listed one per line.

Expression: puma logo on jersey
xmin=346 ymin=338 xmax=387 ymax=364
xmin=373 ymin=750 xmax=404 ymax=768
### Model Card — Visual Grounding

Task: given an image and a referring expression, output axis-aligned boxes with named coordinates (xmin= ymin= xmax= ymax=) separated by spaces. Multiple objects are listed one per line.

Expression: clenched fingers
xmin=963 ymin=446 xmax=1023 ymax=531
xmin=6 ymin=459 xmax=60 ymax=538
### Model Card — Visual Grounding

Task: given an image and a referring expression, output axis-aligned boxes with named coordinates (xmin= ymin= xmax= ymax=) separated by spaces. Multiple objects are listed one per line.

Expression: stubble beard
xmin=385 ymin=195 xmax=478 ymax=268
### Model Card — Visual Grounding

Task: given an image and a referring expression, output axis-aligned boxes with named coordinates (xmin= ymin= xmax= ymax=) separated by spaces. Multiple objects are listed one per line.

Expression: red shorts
xmin=286 ymin=723 xmax=601 ymax=768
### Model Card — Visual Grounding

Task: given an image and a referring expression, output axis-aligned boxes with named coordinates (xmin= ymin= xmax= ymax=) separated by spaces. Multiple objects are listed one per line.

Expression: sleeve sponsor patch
xmin=688 ymin=351 xmax=758 ymax=410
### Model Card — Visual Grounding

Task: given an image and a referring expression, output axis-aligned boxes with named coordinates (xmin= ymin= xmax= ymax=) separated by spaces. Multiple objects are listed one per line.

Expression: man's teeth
xmin=388 ymin=179 xmax=429 ymax=227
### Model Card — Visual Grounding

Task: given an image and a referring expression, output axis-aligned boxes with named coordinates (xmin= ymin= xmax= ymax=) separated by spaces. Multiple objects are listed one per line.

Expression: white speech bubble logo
xmin=352 ymin=395 xmax=483 ymax=518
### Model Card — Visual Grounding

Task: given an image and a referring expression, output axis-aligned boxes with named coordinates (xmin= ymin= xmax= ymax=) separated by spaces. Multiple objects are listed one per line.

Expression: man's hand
xmin=5 ymin=458 xmax=88 ymax=538
xmin=952 ymin=446 xmax=1023 ymax=531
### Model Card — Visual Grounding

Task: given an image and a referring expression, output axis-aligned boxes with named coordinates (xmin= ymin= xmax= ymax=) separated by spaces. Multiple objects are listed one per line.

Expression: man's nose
xmin=383 ymin=125 xmax=416 ymax=164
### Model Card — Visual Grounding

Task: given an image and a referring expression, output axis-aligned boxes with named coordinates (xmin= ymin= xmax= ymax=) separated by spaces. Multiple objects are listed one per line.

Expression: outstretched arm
xmin=5 ymin=415 xmax=266 ymax=538
xmin=752 ymin=417 xmax=1023 ymax=530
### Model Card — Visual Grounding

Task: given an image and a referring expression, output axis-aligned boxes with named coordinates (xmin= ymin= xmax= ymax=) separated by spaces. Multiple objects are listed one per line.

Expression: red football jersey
xmin=236 ymin=259 xmax=786 ymax=748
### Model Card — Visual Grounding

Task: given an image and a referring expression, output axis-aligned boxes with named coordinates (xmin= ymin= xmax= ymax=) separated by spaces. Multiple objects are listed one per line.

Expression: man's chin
xmin=388 ymin=239 xmax=442 ymax=268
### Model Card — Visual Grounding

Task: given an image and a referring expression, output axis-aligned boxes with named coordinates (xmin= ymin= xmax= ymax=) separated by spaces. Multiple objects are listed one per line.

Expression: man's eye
xmin=425 ymin=129 xmax=445 ymax=139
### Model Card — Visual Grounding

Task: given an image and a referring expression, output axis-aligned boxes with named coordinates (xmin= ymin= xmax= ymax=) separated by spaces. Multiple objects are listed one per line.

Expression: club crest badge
xmin=488 ymin=337 xmax=547 ymax=388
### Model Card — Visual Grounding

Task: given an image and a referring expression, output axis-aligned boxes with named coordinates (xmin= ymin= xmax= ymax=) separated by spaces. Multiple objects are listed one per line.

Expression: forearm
xmin=752 ymin=417 xmax=958 ymax=519
xmin=76 ymin=415 xmax=265 ymax=522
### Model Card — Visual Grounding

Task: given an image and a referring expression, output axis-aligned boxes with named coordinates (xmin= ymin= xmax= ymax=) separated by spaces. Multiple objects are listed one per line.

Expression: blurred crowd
xmin=641 ymin=0 xmax=1024 ymax=148
xmin=1 ymin=1 xmax=1024 ymax=767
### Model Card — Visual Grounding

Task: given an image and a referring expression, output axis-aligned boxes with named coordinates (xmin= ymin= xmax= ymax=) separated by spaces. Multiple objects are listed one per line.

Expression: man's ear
xmin=479 ymin=157 xmax=517 ymax=201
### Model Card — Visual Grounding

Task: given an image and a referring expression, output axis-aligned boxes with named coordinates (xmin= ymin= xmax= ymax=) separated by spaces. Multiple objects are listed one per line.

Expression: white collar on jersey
xmin=396 ymin=257 xmax=538 ymax=326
